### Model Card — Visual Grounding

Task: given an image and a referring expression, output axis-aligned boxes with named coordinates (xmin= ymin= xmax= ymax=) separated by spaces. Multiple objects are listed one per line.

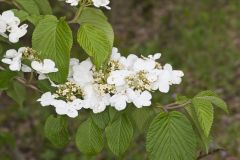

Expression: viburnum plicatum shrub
xmin=0 ymin=0 xmax=229 ymax=159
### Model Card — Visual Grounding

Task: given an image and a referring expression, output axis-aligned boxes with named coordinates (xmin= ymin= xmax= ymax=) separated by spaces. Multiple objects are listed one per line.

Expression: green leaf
xmin=192 ymin=98 xmax=214 ymax=137
xmin=12 ymin=9 xmax=45 ymax=25
xmin=27 ymin=15 xmax=45 ymax=26
xmin=32 ymin=16 xmax=73 ymax=83
xmin=77 ymin=24 xmax=112 ymax=69
xmin=6 ymin=81 xmax=26 ymax=107
xmin=0 ymin=71 xmax=17 ymax=91
xmin=105 ymin=114 xmax=133 ymax=156
xmin=0 ymin=42 xmax=9 ymax=58
xmin=78 ymin=7 xmax=114 ymax=46
xmin=91 ymin=110 xmax=110 ymax=129
xmin=196 ymin=90 xmax=218 ymax=97
xmin=12 ymin=9 xmax=29 ymax=22
xmin=33 ymin=0 xmax=52 ymax=14
xmin=15 ymin=0 xmax=40 ymax=15
xmin=0 ymin=36 xmax=10 ymax=45
xmin=76 ymin=118 xmax=104 ymax=155
xmin=185 ymin=105 xmax=212 ymax=153
xmin=146 ymin=111 xmax=197 ymax=160
xmin=44 ymin=115 xmax=70 ymax=147
xmin=130 ymin=107 xmax=155 ymax=132
xmin=36 ymin=79 xmax=55 ymax=92
xmin=195 ymin=91 xmax=228 ymax=113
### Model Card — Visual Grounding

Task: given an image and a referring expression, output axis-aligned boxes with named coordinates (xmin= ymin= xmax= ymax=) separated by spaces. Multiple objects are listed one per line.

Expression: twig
xmin=0 ymin=65 xmax=41 ymax=92
xmin=0 ymin=0 xmax=22 ymax=9
xmin=16 ymin=77 xmax=40 ymax=92
xmin=164 ymin=102 xmax=178 ymax=108
xmin=163 ymin=100 xmax=191 ymax=111
xmin=11 ymin=0 xmax=22 ymax=9
xmin=165 ymin=101 xmax=191 ymax=110
xmin=197 ymin=148 xmax=224 ymax=159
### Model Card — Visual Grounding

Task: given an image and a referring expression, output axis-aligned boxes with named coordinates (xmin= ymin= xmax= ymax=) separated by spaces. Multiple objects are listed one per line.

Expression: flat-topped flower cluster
xmin=0 ymin=7 xmax=183 ymax=118
xmin=0 ymin=10 xmax=28 ymax=43
xmin=37 ymin=48 xmax=184 ymax=118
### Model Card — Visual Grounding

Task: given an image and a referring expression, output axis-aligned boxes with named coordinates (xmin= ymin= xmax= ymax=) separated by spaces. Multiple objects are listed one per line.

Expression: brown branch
xmin=164 ymin=100 xmax=191 ymax=110
xmin=0 ymin=65 xmax=41 ymax=92
xmin=16 ymin=77 xmax=41 ymax=92
xmin=197 ymin=148 xmax=224 ymax=159
xmin=0 ymin=0 xmax=22 ymax=9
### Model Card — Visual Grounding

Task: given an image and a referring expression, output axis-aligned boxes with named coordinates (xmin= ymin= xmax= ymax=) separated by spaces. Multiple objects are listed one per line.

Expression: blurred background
xmin=0 ymin=0 xmax=240 ymax=159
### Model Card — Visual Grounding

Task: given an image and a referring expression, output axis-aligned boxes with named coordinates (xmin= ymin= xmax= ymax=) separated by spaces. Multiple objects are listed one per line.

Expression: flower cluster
xmin=1 ymin=47 xmax=58 ymax=76
xmin=65 ymin=0 xmax=111 ymax=9
xmin=0 ymin=10 xmax=28 ymax=43
xmin=37 ymin=48 xmax=184 ymax=118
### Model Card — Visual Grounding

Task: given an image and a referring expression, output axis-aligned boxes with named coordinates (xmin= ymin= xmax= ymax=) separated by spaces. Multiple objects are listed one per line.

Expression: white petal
xmin=21 ymin=64 xmax=32 ymax=72
xmin=38 ymin=73 xmax=47 ymax=80
xmin=5 ymin=49 xmax=18 ymax=58
xmin=37 ymin=92 xmax=55 ymax=106
xmin=133 ymin=59 xmax=155 ymax=72
xmin=8 ymin=25 xmax=28 ymax=43
xmin=9 ymin=57 xmax=21 ymax=71
xmin=69 ymin=99 xmax=83 ymax=110
xmin=158 ymin=81 xmax=170 ymax=93
xmin=31 ymin=61 xmax=42 ymax=71
xmin=163 ymin=64 xmax=173 ymax=71
xmin=0 ymin=20 xmax=7 ymax=33
xmin=66 ymin=108 xmax=78 ymax=118
xmin=153 ymin=53 xmax=161 ymax=60
xmin=125 ymin=54 xmax=138 ymax=69
xmin=1 ymin=58 xmax=12 ymax=64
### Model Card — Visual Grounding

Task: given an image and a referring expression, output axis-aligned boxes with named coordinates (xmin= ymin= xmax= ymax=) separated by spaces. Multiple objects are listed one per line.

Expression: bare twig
xmin=162 ymin=100 xmax=191 ymax=111
xmin=165 ymin=100 xmax=191 ymax=110
xmin=0 ymin=0 xmax=22 ymax=9
xmin=16 ymin=77 xmax=40 ymax=92
xmin=197 ymin=148 xmax=224 ymax=159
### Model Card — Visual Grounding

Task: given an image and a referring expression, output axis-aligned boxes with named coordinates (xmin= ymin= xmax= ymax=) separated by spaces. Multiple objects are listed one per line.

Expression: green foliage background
xmin=0 ymin=0 xmax=240 ymax=159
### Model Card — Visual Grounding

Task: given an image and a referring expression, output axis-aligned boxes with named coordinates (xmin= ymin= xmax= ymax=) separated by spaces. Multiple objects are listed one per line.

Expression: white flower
xmin=0 ymin=19 xmax=7 ymax=33
xmin=73 ymin=58 xmax=93 ymax=86
xmin=107 ymin=70 xmax=131 ymax=86
xmin=127 ymin=89 xmax=152 ymax=108
xmin=8 ymin=24 xmax=28 ymax=43
xmin=91 ymin=94 xmax=110 ymax=113
xmin=37 ymin=92 xmax=56 ymax=106
xmin=124 ymin=54 xmax=138 ymax=70
xmin=0 ymin=10 xmax=20 ymax=29
xmin=133 ymin=58 xmax=156 ymax=72
xmin=148 ymin=53 xmax=161 ymax=60
xmin=111 ymin=47 xmax=122 ymax=61
xmin=21 ymin=64 xmax=32 ymax=72
xmin=65 ymin=0 xmax=80 ymax=6
xmin=92 ymin=0 xmax=111 ymax=9
xmin=110 ymin=92 xmax=129 ymax=111
xmin=1 ymin=47 xmax=26 ymax=71
xmin=153 ymin=64 xmax=184 ymax=93
xmin=165 ymin=64 xmax=184 ymax=84
xmin=31 ymin=59 xmax=58 ymax=74
xmin=36 ymin=47 xmax=185 ymax=115
xmin=68 ymin=58 xmax=79 ymax=79
xmin=52 ymin=100 xmax=79 ymax=118
xmin=81 ymin=84 xmax=110 ymax=113
xmin=0 ymin=10 xmax=27 ymax=43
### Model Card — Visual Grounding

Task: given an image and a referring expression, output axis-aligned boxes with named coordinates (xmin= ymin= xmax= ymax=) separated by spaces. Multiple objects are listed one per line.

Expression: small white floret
xmin=92 ymin=0 xmax=111 ymax=9
xmin=31 ymin=59 xmax=58 ymax=74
